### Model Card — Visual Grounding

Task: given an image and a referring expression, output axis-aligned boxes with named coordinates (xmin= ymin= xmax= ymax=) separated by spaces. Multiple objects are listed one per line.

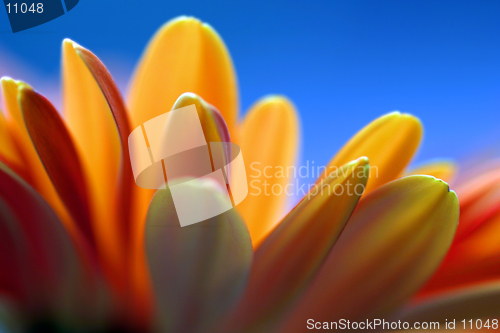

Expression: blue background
xmin=0 ymin=0 xmax=499 ymax=171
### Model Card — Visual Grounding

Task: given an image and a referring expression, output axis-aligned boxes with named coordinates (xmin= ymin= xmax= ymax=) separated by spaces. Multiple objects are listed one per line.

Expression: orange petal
xmin=418 ymin=212 xmax=500 ymax=298
xmin=19 ymin=86 xmax=94 ymax=251
xmin=225 ymin=158 xmax=369 ymax=332
xmin=0 ymin=108 xmax=24 ymax=172
xmin=279 ymin=176 xmax=458 ymax=330
xmin=407 ymin=160 xmax=458 ymax=184
xmin=128 ymin=17 xmax=238 ymax=136
xmin=62 ymin=39 xmax=126 ymax=291
xmin=73 ymin=43 xmax=134 ymax=236
xmin=173 ymin=93 xmax=231 ymax=143
xmin=452 ymin=166 xmax=500 ymax=240
xmin=145 ymin=185 xmax=252 ymax=332
xmin=237 ymin=96 xmax=299 ymax=246
xmin=402 ymin=282 xmax=500 ymax=324
xmin=320 ymin=112 xmax=423 ymax=194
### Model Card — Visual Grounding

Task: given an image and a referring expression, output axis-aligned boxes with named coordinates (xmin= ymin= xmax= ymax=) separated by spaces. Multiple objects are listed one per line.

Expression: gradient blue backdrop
xmin=0 ymin=0 xmax=499 ymax=173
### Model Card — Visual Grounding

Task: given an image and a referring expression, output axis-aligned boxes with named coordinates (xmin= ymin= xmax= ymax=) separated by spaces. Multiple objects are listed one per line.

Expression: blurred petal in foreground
xmin=280 ymin=176 xmax=458 ymax=330
xmin=400 ymin=282 xmax=500 ymax=325
xmin=225 ymin=158 xmax=369 ymax=332
xmin=145 ymin=181 xmax=252 ymax=333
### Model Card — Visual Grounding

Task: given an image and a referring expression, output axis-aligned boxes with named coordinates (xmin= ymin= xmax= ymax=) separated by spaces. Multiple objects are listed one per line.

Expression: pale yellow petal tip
xmin=1 ymin=77 xmax=29 ymax=89
xmin=174 ymin=92 xmax=201 ymax=104
xmin=0 ymin=76 xmax=14 ymax=84
xmin=62 ymin=38 xmax=83 ymax=52
xmin=356 ymin=156 xmax=370 ymax=167
xmin=16 ymin=83 xmax=32 ymax=94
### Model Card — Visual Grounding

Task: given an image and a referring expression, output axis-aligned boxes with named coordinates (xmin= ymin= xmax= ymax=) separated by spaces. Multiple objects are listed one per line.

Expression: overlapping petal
xmin=279 ymin=176 xmax=458 ymax=331
xmin=1 ymin=78 xmax=69 ymax=224
xmin=128 ymin=17 xmax=238 ymax=136
xmin=0 ymin=163 xmax=102 ymax=330
xmin=417 ymin=165 xmax=500 ymax=297
xmin=454 ymin=165 xmax=500 ymax=239
xmin=400 ymin=282 xmax=500 ymax=324
xmin=173 ymin=93 xmax=231 ymax=143
xmin=73 ymin=43 xmax=135 ymax=237
xmin=18 ymin=86 xmax=94 ymax=250
xmin=0 ymin=108 xmax=24 ymax=174
xmin=62 ymin=40 xmax=123 ymax=274
xmin=237 ymin=96 xmax=299 ymax=246
xmin=0 ymin=14 xmax=474 ymax=333
xmin=418 ymin=213 xmax=500 ymax=298
xmin=145 ymin=183 xmax=252 ymax=333
xmin=321 ymin=112 xmax=422 ymax=193
xmin=129 ymin=93 xmax=233 ymax=325
xmin=224 ymin=158 xmax=369 ymax=332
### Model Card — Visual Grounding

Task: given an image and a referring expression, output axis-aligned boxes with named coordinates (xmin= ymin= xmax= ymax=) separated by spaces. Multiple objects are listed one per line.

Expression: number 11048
xmin=6 ymin=3 xmax=44 ymax=14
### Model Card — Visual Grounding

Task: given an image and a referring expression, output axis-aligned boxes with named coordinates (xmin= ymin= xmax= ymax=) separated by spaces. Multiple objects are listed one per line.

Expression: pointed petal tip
xmin=16 ymin=83 xmax=32 ymax=94
xmin=63 ymin=38 xmax=81 ymax=48
xmin=1 ymin=77 xmax=28 ymax=89
xmin=173 ymin=92 xmax=203 ymax=106
xmin=0 ymin=76 xmax=13 ymax=83
xmin=331 ymin=156 xmax=369 ymax=179
xmin=355 ymin=156 xmax=369 ymax=166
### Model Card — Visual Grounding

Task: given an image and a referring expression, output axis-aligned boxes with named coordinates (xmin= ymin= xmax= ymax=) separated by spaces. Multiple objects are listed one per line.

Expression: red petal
xmin=19 ymin=86 xmax=94 ymax=250
xmin=74 ymin=46 xmax=134 ymax=243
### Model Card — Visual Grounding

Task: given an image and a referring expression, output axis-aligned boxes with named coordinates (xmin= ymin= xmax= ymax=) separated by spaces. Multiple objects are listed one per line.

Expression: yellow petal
xmin=225 ymin=158 xmax=369 ymax=332
xmin=400 ymin=282 xmax=500 ymax=325
xmin=407 ymin=160 xmax=458 ymax=184
xmin=173 ymin=93 xmax=231 ymax=143
xmin=321 ymin=112 xmax=423 ymax=194
xmin=128 ymin=17 xmax=238 ymax=136
xmin=72 ymin=42 xmax=135 ymax=239
xmin=62 ymin=39 xmax=124 ymax=291
xmin=1 ymin=77 xmax=24 ymax=126
xmin=237 ymin=96 xmax=299 ymax=246
xmin=280 ymin=176 xmax=458 ymax=330
xmin=0 ymin=108 xmax=23 ymax=171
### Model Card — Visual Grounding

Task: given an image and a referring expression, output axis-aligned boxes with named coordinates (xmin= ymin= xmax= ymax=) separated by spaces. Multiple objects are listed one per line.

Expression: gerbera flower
xmin=0 ymin=16 xmax=462 ymax=332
